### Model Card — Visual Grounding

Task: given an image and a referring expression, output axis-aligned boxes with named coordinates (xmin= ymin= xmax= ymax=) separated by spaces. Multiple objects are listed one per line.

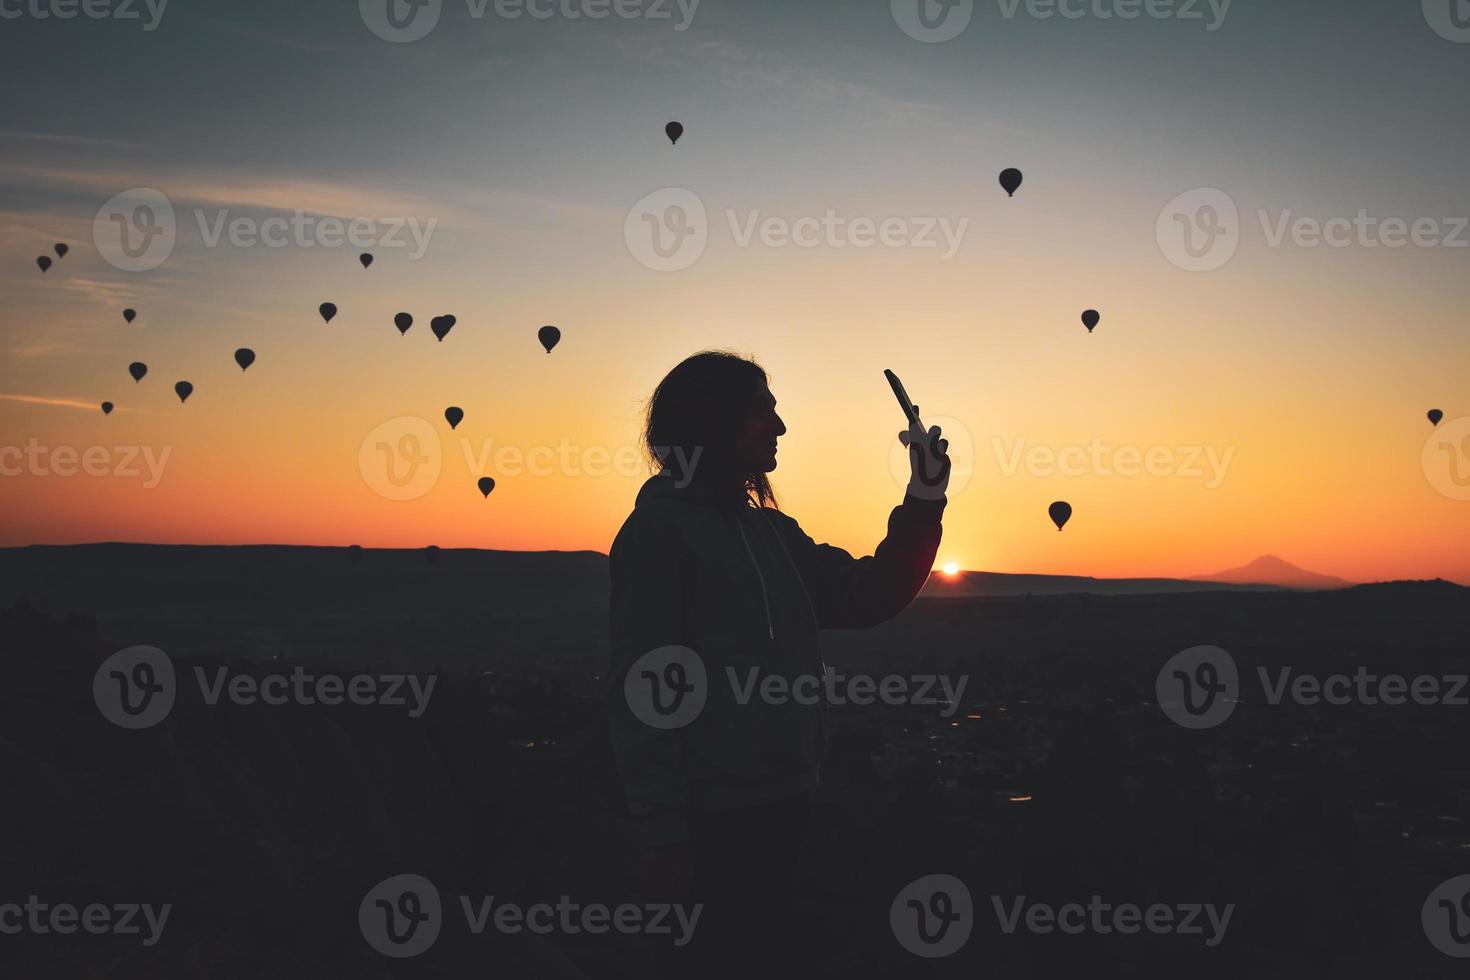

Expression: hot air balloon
xmin=477 ymin=477 xmax=495 ymax=497
xmin=234 ymin=348 xmax=256 ymax=371
xmin=394 ymin=312 xmax=413 ymax=335
xmin=426 ymin=544 xmax=440 ymax=564
xmin=122 ymin=308 xmax=137 ymax=324
xmin=665 ymin=121 xmax=684 ymax=145
xmin=538 ymin=325 xmax=561 ymax=353
xmin=1048 ymin=501 xmax=1072 ymax=531
xmin=36 ymin=256 xmax=52 ymax=273
xmin=999 ymin=168 xmax=1023 ymax=197
xmin=348 ymin=544 xmax=363 ymax=564
xmin=174 ymin=381 xmax=193 ymax=403
xmin=53 ymin=243 xmax=68 ymax=258
xmin=359 ymin=253 xmax=373 ymax=269
xmin=128 ymin=362 xmax=148 ymax=382
xmin=101 ymin=402 xmax=114 ymax=415
xmin=430 ymin=315 xmax=456 ymax=342
xmin=444 ymin=406 xmax=464 ymax=430
xmin=1082 ymin=310 xmax=1100 ymax=333
xmin=319 ymin=302 xmax=337 ymax=323
xmin=1428 ymin=409 xmax=1443 ymax=427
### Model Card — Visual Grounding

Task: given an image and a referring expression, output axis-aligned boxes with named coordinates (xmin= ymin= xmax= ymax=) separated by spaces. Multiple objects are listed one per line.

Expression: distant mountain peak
xmin=1193 ymin=555 xmax=1353 ymax=590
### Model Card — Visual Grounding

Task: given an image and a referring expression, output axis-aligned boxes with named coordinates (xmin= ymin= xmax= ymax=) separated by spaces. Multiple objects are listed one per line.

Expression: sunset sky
xmin=1 ymin=0 xmax=1467 ymax=584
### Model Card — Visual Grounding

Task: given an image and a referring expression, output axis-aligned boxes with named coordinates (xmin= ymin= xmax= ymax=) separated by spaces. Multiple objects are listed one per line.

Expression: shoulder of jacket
xmin=611 ymin=498 xmax=694 ymax=553
xmin=755 ymin=507 xmax=804 ymax=538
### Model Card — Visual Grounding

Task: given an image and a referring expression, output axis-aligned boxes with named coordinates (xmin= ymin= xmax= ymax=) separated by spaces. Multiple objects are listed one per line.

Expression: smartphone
xmin=883 ymin=369 xmax=924 ymax=430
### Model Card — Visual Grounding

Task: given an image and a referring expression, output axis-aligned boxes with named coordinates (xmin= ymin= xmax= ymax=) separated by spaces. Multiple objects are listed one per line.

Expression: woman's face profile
xmin=733 ymin=383 xmax=787 ymax=475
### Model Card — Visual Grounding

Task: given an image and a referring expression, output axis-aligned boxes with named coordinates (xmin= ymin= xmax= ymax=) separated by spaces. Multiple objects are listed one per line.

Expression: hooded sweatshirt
xmin=608 ymin=472 xmax=945 ymax=844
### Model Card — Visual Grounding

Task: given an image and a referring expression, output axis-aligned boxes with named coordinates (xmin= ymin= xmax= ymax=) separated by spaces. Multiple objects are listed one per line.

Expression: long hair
xmin=643 ymin=350 xmax=778 ymax=511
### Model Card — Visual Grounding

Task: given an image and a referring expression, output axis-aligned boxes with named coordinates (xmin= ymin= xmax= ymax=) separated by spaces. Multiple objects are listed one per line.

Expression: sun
xmin=941 ymin=561 xmax=960 ymax=577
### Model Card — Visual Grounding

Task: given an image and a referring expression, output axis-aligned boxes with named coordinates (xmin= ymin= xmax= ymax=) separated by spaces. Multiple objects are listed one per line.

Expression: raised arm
xmin=764 ymin=411 xmax=950 ymax=629
xmin=766 ymin=493 xmax=945 ymax=629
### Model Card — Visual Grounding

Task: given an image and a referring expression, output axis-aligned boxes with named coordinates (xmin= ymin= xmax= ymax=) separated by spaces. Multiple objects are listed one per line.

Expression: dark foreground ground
xmin=1 ymin=545 xmax=1467 ymax=977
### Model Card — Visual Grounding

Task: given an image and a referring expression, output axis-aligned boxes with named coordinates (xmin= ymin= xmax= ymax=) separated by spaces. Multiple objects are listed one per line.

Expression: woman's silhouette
xmin=608 ymin=350 xmax=950 ymax=977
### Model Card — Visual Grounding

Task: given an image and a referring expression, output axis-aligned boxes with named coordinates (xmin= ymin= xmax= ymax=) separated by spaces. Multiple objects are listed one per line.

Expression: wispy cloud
xmin=0 ymin=393 xmax=143 ymax=412
xmin=211 ymin=22 xmax=336 ymax=54
xmin=61 ymin=277 xmax=146 ymax=308
xmin=0 ymin=162 xmax=466 ymax=223
xmin=600 ymin=33 xmax=942 ymax=123
xmin=1 ymin=340 xmax=88 ymax=360
xmin=0 ymin=130 xmax=151 ymax=152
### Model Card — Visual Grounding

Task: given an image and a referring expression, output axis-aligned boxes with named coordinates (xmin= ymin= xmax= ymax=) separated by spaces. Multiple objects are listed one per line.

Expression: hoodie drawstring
xmin=735 ymin=515 xmax=775 ymax=640
xmin=759 ymin=511 xmax=821 ymax=634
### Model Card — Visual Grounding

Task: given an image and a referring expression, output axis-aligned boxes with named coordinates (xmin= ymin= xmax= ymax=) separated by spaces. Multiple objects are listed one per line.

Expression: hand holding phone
xmin=885 ymin=369 xmax=950 ymax=500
